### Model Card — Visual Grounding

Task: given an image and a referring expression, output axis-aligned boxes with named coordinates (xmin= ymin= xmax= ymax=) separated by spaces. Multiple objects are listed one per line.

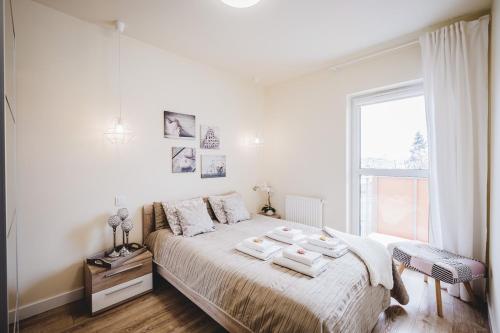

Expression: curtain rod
xmin=329 ymin=40 xmax=419 ymax=71
xmin=326 ymin=11 xmax=488 ymax=72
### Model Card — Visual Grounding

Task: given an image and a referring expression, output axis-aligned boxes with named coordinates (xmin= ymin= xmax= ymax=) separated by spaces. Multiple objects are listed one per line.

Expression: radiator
xmin=285 ymin=195 xmax=324 ymax=228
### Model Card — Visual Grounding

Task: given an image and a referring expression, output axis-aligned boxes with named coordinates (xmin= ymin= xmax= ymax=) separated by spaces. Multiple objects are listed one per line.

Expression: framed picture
xmin=164 ymin=111 xmax=196 ymax=139
xmin=201 ymin=155 xmax=226 ymax=178
xmin=200 ymin=125 xmax=220 ymax=149
xmin=172 ymin=147 xmax=196 ymax=173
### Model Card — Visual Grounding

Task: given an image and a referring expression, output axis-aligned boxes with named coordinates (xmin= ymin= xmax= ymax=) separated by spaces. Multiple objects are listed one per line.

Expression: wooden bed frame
xmin=142 ymin=204 xmax=251 ymax=333
xmin=142 ymin=204 xmax=155 ymax=244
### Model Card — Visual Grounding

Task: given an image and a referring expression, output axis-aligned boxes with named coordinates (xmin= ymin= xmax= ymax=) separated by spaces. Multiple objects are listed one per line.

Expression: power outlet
xmin=115 ymin=195 xmax=127 ymax=207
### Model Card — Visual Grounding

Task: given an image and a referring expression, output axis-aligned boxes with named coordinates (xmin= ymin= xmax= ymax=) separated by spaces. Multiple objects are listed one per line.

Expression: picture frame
xmin=172 ymin=147 xmax=196 ymax=173
xmin=164 ymin=111 xmax=196 ymax=139
xmin=200 ymin=125 xmax=220 ymax=149
xmin=201 ymin=155 xmax=226 ymax=178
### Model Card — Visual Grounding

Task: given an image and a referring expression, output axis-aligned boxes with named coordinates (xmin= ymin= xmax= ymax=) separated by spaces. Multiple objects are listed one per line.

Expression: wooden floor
xmin=18 ymin=270 xmax=489 ymax=333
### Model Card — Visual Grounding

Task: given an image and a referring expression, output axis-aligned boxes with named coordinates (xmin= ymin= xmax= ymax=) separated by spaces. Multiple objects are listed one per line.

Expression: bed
xmin=142 ymin=204 xmax=399 ymax=333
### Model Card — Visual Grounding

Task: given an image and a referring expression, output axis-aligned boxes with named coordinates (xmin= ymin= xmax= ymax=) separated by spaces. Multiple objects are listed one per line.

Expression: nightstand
xmin=84 ymin=250 xmax=153 ymax=315
xmin=259 ymin=212 xmax=281 ymax=219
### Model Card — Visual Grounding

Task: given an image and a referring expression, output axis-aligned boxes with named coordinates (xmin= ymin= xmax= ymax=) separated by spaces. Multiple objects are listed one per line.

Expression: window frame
xmin=348 ymin=80 xmax=427 ymax=236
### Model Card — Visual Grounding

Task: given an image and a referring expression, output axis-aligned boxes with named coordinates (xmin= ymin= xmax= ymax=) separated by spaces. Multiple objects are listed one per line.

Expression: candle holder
xmin=120 ymin=218 xmax=133 ymax=256
xmin=117 ymin=208 xmax=129 ymax=256
xmin=117 ymin=207 xmax=129 ymax=220
xmin=107 ymin=215 xmax=122 ymax=258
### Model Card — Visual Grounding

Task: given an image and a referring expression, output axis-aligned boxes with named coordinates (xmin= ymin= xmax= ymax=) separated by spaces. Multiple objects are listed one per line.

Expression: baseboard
xmin=9 ymin=287 xmax=84 ymax=323
xmin=488 ymin=295 xmax=498 ymax=333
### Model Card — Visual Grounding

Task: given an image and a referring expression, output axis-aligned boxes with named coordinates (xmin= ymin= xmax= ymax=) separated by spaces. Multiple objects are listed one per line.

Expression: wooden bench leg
xmin=398 ymin=264 xmax=405 ymax=275
xmin=435 ymin=279 xmax=443 ymax=317
xmin=463 ymin=281 xmax=476 ymax=305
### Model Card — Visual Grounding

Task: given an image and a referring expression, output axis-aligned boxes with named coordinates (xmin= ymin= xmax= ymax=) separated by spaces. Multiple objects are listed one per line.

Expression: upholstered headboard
xmin=142 ymin=198 xmax=218 ymax=245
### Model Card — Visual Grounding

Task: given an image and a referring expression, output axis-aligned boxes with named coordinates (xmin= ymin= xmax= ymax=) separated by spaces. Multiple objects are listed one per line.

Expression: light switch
xmin=115 ymin=195 xmax=127 ymax=207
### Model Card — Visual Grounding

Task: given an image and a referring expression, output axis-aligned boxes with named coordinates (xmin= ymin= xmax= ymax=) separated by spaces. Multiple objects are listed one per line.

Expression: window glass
xmin=360 ymin=96 xmax=428 ymax=170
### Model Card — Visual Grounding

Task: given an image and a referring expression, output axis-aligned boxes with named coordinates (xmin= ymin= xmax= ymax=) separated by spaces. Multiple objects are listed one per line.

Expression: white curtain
xmin=420 ymin=15 xmax=489 ymax=300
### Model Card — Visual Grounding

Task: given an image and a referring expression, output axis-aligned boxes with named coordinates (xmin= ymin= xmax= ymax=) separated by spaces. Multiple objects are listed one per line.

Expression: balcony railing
xmin=360 ymin=176 xmax=429 ymax=242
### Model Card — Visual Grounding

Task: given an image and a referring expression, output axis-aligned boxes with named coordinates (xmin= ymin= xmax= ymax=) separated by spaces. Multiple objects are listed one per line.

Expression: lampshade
xmin=105 ymin=118 xmax=134 ymax=144
xmin=221 ymin=0 xmax=261 ymax=8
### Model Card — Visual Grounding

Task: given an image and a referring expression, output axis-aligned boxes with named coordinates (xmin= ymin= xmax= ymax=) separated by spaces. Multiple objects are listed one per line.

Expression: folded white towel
xmin=299 ymin=240 xmax=349 ymax=258
xmin=266 ymin=231 xmax=307 ymax=244
xmin=273 ymin=226 xmax=303 ymax=238
xmin=273 ymin=255 xmax=329 ymax=278
xmin=243 ymin=237 xmax=276 ymax=252
xmin=308 ymin=234 xmax=340 ymax=249
xmin=236 ymin=242 xmax=281 ymax=261
xmin=283 ymin=244 xmax=322 ymax=266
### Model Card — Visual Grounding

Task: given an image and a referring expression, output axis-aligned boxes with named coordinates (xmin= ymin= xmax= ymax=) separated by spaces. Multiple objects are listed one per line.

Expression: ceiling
xmin=34 ymin=0 xmax=491 ymax=85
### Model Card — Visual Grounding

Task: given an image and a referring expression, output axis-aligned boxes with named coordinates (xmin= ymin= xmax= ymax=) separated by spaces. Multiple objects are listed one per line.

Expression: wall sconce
xmin=245 ymin=134 xmax=264 ymax=147
xmin=252 ymin=136 xmax=264 ymax=145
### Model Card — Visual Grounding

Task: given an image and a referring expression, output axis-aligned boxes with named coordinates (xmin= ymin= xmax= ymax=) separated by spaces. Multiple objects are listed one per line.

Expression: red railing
xmin=361 ymin=176 xmax=429 ymax=242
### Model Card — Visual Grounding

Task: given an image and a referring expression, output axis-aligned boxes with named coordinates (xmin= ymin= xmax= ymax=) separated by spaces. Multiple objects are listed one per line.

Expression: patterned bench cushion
xmin=393 ymin=243 xmax=485 ymax=284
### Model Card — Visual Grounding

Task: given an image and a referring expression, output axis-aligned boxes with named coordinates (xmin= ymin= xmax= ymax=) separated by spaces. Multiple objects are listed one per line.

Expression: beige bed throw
xmin=147 ymin=215 xmax=408 ymax=332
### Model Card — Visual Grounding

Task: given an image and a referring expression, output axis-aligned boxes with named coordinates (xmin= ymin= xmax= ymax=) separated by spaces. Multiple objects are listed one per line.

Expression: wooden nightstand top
xmin=86 ymin=250 xmax=152 ymax=275
xmin=258 ymin=212 xmax=281 ymax=219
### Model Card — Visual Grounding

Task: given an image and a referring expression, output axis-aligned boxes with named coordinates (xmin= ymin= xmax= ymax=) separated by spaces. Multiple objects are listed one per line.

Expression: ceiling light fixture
xmin=220 ymin=0 xmax=261 ymax=8
xmin=105 ymin=20 xmax=134 ymax=144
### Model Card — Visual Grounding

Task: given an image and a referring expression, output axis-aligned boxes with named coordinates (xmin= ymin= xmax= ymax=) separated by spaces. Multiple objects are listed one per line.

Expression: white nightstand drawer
xmin=91 ymin=273 xmax=152 ymax=313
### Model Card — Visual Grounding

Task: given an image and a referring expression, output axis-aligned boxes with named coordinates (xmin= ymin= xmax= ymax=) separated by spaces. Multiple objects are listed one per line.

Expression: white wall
xmin=263 ymin=45 xmax=422 ymax=231
xmin=489 ymin=0 xmax=500 ymax=331
xmin=16 ymin=0 xmax=265 ymax=307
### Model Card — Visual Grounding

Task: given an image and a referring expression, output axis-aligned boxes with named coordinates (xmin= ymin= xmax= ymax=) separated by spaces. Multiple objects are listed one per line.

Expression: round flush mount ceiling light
xmin=221 ymin=0 xmax=261 ymax=8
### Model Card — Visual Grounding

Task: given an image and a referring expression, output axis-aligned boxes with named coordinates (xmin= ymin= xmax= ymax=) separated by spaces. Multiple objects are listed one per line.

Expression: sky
xmin=360 ymin=95 xmax=427 ymax=163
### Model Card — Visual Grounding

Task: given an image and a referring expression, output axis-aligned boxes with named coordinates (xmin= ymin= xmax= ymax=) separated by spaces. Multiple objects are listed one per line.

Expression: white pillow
xmin=222 ymin=195 xmax=250 ymax=224
xmin=162 ymin=197 xmax=204 ymax=236
xmin=208 ymin=192 xmax=237 ymax=223
xmin=176 ymin=199 xmax=215 ymax=237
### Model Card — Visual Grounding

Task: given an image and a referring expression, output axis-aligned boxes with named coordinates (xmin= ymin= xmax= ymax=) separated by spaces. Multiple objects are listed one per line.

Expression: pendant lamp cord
xmin=118 ymin=27 xmax=122 ymax=121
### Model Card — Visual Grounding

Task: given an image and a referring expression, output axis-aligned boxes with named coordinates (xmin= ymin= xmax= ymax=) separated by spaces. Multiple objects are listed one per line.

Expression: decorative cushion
xmin=162 ymin=197 xmax=216 ymax=235
xmin=393 ymin=243 xmax=486 ymax=284
xmin=153 ymin=202 xmax=168 ymax=230
xmin=203 ymin=197 xmax=217 ymax=220
xmin=208 ymin=192 xmax=237 ymax=223
xmin=222 ymin=194 xmax=250 ymax=224
xmin=162 ymin=201 xmax=184 ymax=236
xmin=161 ymin=198 xmax=202 ymax=235
xmin=176 ymin=199 xmax=215 ymax=237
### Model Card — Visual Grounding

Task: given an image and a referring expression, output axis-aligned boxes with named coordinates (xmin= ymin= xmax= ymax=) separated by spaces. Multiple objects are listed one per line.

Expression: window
xmin=350 ymin=82 xmax=429 ymax=242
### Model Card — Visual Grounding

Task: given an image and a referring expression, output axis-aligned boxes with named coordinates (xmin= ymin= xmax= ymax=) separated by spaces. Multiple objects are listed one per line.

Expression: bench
xmin=392 ymin=242 xmax=486 ymax=317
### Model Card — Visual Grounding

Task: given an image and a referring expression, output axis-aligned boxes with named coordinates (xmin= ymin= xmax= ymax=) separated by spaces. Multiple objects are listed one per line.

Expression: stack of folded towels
xmin=266 ymin=226 xmax=307 ymax=244
xmin=273 ymin=244 xmax=329 ymax=277
xmin=298 ymin=234 xmax=348 ymax=258
xmin=236 ymin=236 xmax=281 ymax=260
